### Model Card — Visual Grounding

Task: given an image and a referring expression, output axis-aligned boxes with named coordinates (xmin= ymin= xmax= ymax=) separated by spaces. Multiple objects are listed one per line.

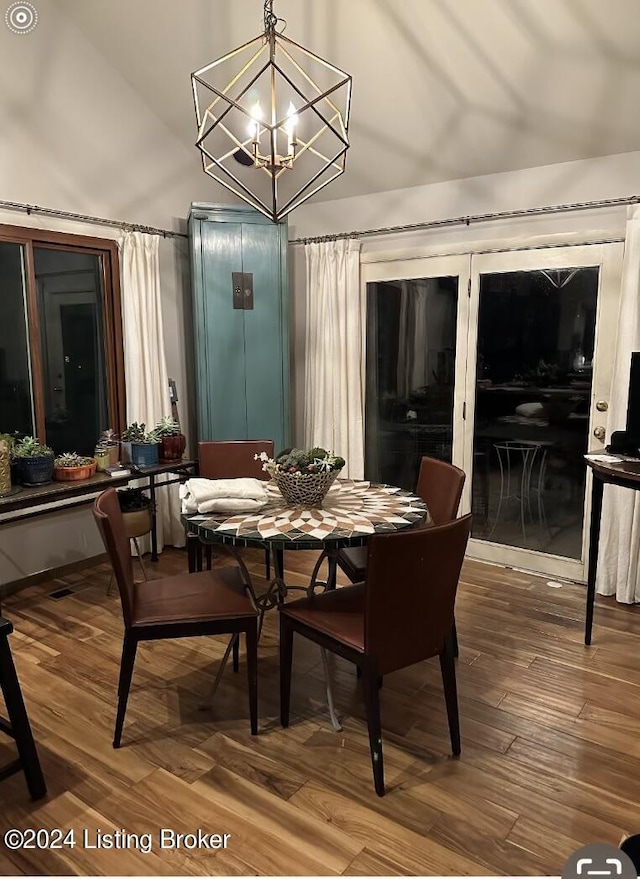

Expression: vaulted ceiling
xmin=55 ymin=0 xmax=640 ymax=203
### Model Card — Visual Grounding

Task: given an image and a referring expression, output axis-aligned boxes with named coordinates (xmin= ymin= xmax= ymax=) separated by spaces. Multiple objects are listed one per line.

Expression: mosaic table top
xmin=182 ymin=479 xmax=429 ymax=551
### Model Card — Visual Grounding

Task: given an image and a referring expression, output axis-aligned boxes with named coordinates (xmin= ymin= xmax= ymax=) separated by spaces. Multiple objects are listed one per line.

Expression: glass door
xmin=463 ymin=244 xmax=623 ymax=581
xmin=362 ymin=255 xmax=470 ymax=490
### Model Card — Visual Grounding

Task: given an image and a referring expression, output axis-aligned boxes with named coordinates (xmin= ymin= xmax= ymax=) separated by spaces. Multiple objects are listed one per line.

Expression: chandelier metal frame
xmin=191 ymin=0 xmax=352 ymax=222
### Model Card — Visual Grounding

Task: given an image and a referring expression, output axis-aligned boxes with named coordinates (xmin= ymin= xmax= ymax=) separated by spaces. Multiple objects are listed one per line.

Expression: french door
xmin=463 ymin=243 xmax=622 ymax=581
xmin=363 ymin=242 xmax=623 ymax=582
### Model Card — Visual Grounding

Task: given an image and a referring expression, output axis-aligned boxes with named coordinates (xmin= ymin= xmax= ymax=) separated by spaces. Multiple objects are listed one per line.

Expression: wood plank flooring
xmin=1 ymin=547 xmax=640 ymax=875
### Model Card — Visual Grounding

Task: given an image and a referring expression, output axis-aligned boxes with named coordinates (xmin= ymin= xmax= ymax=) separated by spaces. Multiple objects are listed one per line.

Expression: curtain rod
xmin=289 ymin=194 xmax=640 ymax=245
xmin=0 ymin=199 xmax=188 ymax=239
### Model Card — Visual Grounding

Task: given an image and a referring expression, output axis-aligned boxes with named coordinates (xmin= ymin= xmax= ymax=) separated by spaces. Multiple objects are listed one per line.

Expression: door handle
xmin=593 ymin=426 xmax=606 ymax=442
xmin=596 ymin=400 xmax=608 ymax=412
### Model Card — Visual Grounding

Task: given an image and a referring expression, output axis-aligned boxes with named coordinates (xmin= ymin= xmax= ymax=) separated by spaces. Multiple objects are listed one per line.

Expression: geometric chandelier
xmin=191 ymin=0 xmax=352 ymax=223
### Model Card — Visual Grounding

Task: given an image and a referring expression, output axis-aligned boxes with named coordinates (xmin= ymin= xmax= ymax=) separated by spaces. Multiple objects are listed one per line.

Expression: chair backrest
xmin=416 ymin=456 xmax=466 ymax=525
xmin=93 ymin=488 xmax=135 ymax=627
xmin=364 ymin=514 xmax=472 ymax=675
xmin=197 ymin=440 xmax=274 ymax=480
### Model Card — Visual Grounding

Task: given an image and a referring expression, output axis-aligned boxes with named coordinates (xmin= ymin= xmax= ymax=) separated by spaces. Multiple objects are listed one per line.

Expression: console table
xmin=585 ymin=455 xmax=640 ymax=644
xmin=0 ymin=459 xmax=197 ymax=564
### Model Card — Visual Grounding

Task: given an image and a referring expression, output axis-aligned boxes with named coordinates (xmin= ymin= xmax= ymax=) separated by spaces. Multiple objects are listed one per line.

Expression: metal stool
xmin=0 ymin=617 xmax=46 ymax=799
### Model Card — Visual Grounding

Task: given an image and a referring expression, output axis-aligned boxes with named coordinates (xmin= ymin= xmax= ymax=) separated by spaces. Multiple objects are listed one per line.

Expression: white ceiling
xmin=55 ymin=0 xmax=640 ymax=203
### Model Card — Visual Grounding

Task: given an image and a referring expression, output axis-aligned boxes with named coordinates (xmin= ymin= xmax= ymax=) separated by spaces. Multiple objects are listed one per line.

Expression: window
xmin=0 ymin=225 xmax=125 ymax=455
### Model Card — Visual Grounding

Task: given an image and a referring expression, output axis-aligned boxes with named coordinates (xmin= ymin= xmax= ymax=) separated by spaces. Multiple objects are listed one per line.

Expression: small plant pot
xmin=131 ymin=442 xmax=159 ymax=468
xmin=159 ymin=434 xmax=186 ymax=463
xmin=20 ymin=455 xmax=55 ymax=487
xmin=54 ymin=461 xmax=97 ymax=482
xmin=122 ymin=508 xmax=152 ymax=539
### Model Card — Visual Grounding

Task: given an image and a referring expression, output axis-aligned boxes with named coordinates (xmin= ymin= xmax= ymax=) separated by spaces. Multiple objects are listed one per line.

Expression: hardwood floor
xmin=1 ymin=546 xmax=640 ymax=875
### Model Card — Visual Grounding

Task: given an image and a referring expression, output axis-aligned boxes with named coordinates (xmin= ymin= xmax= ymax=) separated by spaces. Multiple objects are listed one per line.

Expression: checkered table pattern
xmin=183 ymin=480 xmax=429 ymax=550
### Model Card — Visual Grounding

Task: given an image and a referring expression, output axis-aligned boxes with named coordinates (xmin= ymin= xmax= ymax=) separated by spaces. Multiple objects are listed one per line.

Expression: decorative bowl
xmin=54 ymin=460 xmax=97 ymax=482
xmin=273 ymin=468 xmax=341 ymax=507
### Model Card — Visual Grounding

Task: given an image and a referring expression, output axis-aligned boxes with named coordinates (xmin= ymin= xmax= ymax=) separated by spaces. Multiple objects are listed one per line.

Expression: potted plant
xmin=53 ymin=452 xmax=97 ymax=482
xmin=98 ymin=428 xmax=119 ymax=466
xmin=119 ymin=422 xmax=145 ymax=465
xmin=256 ymin=446 xmax=346 ymax=507
xmin=116 ymin=488 xmax=153 ymax=539
xmin=11 ymin=436 xmax=55 ymax=486
xmin=154 ymin=416 xmax=186 ymax=463
xmin=121 ymin=422 xmax=160 ymax=467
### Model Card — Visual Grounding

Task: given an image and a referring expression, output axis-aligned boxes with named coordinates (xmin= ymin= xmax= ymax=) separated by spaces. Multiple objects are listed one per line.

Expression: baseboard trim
xmin=0 ymin=552 xmax=110 ymax=600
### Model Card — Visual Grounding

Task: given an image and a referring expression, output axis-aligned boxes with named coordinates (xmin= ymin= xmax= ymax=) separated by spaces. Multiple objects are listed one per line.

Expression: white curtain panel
xmin=119 ymin=231 xmax=184 ymax=551
xmin=596 ymin=205 xmax=640 ymax=602
xmin=303 ymin=239 xmax=364 ymax=479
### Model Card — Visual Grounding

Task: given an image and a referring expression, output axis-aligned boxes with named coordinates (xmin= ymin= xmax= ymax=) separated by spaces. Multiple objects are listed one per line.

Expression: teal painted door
xmin=190 ymin=205 xmax=289 ymax=452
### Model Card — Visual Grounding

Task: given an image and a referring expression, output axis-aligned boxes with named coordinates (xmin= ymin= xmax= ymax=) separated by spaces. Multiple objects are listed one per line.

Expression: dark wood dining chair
xmin=336 ymin=456 xmax=466 ymax=582
xmin=93 ymin=488 xmax=258 ymax=748
xmin=0 ymin=617 xmax=46 ymax=799
xmin=194 ymin=440 xmax=275 ymax=575
xmin=336 ymin=456 xmax=466 ymax=657
xmin=279 ymin=513 xmax=472 ymax=796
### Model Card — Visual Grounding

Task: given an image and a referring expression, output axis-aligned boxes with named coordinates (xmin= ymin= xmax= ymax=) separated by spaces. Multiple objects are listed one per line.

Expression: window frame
xmin=0 ymin=223 xmax=126 ymax=443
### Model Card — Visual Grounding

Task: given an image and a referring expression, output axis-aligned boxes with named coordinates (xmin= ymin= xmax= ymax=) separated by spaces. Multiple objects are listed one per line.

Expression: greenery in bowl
xmin=12 ymin=436 xmax=54 ymax=459
xmin=54 ymin=452 xmax=94 ymax=468
xmin=117 ymin=488 xmax=153 ymax=512
xmin=256 ymin=446 xmax=345 ymax=477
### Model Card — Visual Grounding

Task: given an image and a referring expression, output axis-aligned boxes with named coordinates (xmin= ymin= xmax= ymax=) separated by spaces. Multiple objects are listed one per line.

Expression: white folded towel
xmin=180 ymin=477 xmax=269 ymax=514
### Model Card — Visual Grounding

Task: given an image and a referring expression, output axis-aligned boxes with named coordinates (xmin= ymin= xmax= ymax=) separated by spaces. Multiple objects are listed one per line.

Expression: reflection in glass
xmin=365 ymin=278 xmax=458 ymax=490
xmin=0 ymin=242 xmax=33 ymax=436
xmin=34 ymin=248 xmax=108 ymax=456
xmin=471 ymin=267 xmax=598 ymax=559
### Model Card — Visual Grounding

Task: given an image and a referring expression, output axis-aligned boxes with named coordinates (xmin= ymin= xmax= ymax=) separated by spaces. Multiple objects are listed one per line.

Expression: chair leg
xmin=246 ymin=624 xmax=258 ymax=736
xmin=113 ymin=633 xmax=138 ymax=749
xmin=439 ymin=630 xmax=461 ymax=756
xmin=452 ymin=618 xmax=459 ymax=659
xmin=279 ymin=616 xmax=294 ymax=728
xmin=0 ymin=634 xmax=46 ymax=799
xmin=132 ymin=538 xmax=149 ymax=580
xmin=361 ymin=660 xmax=385 ymax=796
xmin=232 ymin=633 xmax=240 ymax=672
xmin=205 ymin=545 xmax=212 ymax=571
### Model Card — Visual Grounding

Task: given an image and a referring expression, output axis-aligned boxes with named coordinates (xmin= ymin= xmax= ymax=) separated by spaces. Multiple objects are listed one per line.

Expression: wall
xmin=286 ymin=150 xmax=640 ymax=443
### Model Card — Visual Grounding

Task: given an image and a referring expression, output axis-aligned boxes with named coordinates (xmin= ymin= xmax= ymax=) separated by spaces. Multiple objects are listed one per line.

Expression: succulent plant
xmin=54 ymin=452 xmax=94 ymax=468
xmin=99 ymin=428 xmax=119 ymax=445
xmin=120 ymin=422 xmax=147 ymax=442
xmin=154 ymin=416 xmax=182 ymax=437
xmin=11 ymin=436 xmax=54 ymax=459
xmin=258 ymin=446 xmax=345 ymax=476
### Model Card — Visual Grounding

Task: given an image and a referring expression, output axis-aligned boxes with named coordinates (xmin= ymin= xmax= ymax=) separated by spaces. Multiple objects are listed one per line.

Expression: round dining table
xmin=183 ymin=477 xmax=428 ymax=586
xmin=181 ymin=478 xmax=429 ymax=729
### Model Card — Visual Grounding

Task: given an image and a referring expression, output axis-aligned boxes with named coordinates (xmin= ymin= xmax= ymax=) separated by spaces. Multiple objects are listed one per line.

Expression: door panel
xmin=201 ymin=223 xmax=247 ymax=440
xmin=242 ymin=221 xmax=288 ymax=452
xmin=362 ymin=255 xmax=470 ymax=488
xmin=464 ymin=244 xmax=623 ymax=581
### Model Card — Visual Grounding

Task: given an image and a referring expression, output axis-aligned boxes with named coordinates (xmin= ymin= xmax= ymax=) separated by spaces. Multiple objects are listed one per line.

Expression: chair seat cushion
xmin=336 ymin=546 xmax=367 ymax=582
xmin=280 ymin=584 xmax=365 ymax=652
xmin=132 ymin=567 xmax=257 ymax=627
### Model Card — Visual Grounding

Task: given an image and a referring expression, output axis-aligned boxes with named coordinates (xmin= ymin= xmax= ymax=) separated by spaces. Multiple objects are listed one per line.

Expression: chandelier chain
xmin=263 ymin=0 xmax=285 ymax=38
